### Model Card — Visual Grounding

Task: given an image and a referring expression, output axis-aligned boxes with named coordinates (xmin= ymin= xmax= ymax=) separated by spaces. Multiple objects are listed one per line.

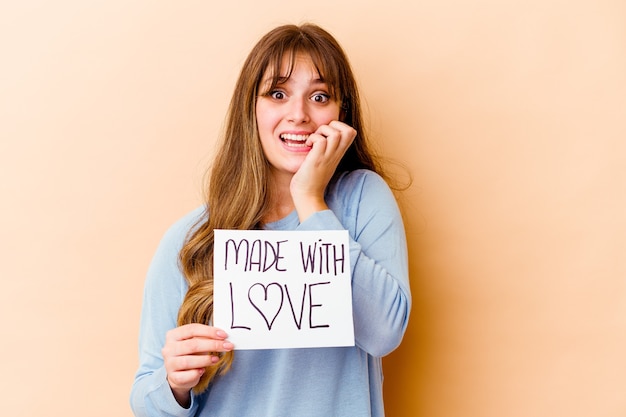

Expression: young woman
xmin=130 ymin=23 xmax=411 ymax=417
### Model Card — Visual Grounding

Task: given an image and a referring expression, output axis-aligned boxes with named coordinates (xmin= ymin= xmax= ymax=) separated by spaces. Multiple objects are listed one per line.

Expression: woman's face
xmin=256 ymin=53 xmax=341 ymax=182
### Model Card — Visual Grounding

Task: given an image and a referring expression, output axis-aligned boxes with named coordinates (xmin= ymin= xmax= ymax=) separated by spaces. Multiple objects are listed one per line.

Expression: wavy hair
xmin=177 ymin=23 xmax=385 ymax=393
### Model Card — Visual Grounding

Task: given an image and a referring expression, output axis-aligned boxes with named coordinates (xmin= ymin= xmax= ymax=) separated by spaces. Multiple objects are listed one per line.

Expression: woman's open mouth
xmin=280 ymin=133 xmax=310 ymax=148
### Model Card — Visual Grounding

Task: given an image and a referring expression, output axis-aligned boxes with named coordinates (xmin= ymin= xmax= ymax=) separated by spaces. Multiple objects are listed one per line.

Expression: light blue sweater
xmin=130 ymin=170 xmax=411 ymax=417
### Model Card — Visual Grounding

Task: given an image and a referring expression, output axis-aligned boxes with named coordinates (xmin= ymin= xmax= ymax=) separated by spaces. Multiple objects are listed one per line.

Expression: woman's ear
xmin=339 ymin=101 xmax=349 ymax=122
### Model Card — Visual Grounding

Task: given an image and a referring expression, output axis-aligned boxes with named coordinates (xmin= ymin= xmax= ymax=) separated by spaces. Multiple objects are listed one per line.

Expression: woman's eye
xmin=312 ymin=93 xmax=330 ymax=103
xmin=270 ymin=90 xmax=285 ymax=100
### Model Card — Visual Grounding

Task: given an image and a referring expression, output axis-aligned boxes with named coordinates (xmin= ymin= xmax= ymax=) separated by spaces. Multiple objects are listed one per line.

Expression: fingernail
xmin=216 ymin=330 xmax=227 ymax=338
xmin=223 ymin=342 xmax=234 ymax=350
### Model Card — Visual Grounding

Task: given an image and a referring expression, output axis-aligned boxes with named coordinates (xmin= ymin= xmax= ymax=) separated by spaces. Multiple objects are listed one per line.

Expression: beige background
xmin=1 ymin=1 xmax=625 ymax=416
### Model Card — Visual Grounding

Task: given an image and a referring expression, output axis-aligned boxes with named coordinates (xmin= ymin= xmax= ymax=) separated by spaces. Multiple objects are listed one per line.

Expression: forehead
xmin=262 ymin=52 xmax=320 ymax=80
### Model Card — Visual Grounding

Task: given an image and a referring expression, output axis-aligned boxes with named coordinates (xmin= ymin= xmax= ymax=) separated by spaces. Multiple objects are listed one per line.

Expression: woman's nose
xmin=287 ymin=97 xmax=310 ymax=123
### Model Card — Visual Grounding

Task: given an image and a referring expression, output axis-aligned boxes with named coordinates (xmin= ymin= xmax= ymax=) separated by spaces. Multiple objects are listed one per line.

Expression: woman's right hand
xmin=290 ymin=120 xmax=356 ymax=222
xmin=162 ymin=323 xmax=234 ymax=407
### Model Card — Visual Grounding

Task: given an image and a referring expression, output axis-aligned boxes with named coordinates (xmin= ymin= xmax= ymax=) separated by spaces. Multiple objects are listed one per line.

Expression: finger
xmin=314 ymin=123 xmax=354 ymax=154
xmin=305 ymin=133 xmax=328 ymax=157
xmin=166 ymin=353 xmax=219 ymax=373
xmin=163 ymin=338 xmax=234 ymax=360
xmin=178 ymin=337 xmax=234 ymax=355
xmin=312 ymin=124 xmax=340 ymax=143
xmin=327 ymin=120 xmax=356 ymax=142
xmin=308 ymin=129 xmax=341 ymax=160
xmin=328 ymin=120 xmax=357 ymax=137
xmin=166 ymin=324 xmax=228 ymax=343
xmin=167 ymin=368 xmax=205 ymax=390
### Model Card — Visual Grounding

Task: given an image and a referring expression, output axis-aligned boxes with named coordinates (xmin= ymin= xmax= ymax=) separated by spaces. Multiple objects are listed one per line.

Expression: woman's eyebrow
xmin=257 ymin=75 xmax=329 ymax=92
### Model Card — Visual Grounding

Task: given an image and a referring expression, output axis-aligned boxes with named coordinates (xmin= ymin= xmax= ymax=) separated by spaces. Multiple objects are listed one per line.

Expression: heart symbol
xmin=248 ymin=282 xmax=284 ymax=330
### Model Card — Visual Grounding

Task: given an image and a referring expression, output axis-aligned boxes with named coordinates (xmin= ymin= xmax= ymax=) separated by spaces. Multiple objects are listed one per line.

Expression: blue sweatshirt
xmin=130 ymin=169 xmax=411 ymax=417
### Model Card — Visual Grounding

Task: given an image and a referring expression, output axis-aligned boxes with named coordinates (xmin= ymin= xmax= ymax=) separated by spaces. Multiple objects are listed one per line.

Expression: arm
xmin=130 ymin=209 xmax=235 ymax=416
xmin=298 ymin=171 xmax=411 ymax=357
xmin=130 ymin=210 xmax=215 ymax=417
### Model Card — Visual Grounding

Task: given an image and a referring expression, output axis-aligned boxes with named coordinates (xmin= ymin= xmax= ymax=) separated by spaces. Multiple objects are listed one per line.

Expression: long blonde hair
xmin=177 ymin=23 xmax=384 ymax=393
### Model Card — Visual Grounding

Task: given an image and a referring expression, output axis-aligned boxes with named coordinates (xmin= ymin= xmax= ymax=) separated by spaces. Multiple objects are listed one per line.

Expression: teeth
xmin=280 ymin=133 xmax=309 ymax=141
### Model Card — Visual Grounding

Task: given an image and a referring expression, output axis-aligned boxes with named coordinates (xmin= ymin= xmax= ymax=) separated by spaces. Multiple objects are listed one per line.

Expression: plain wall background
xmin=1 ymin=1 xmax=624 ymax=416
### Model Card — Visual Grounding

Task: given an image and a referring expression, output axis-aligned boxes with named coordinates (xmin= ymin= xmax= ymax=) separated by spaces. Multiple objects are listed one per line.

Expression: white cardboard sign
xmin=213 ymin=229 xmax=354 ymax=350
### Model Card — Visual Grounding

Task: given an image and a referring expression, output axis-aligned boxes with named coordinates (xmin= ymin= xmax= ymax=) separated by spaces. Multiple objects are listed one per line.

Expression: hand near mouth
xmin=290 ymin=120 xmax=356 ymax=222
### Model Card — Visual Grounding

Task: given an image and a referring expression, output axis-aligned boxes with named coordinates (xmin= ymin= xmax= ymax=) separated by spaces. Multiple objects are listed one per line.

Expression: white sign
xmin=213 ymin=229 xmax=354 ymax=350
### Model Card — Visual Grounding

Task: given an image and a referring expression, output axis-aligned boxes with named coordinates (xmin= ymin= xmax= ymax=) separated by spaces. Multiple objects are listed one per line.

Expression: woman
xmin=130 ymin=23 xmax=411 ymax=417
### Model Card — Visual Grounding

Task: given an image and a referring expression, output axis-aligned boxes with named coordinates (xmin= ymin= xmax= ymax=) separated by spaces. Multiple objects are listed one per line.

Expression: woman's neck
xmin=262 ymin=172 xmax=295 ymax=223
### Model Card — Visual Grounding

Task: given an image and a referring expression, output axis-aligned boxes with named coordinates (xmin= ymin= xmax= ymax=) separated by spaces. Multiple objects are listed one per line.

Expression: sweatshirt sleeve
xmin=130 ymin=210 xmax=205 ymax=417
xmin=297 ymin=170 xmax=411 ymax=357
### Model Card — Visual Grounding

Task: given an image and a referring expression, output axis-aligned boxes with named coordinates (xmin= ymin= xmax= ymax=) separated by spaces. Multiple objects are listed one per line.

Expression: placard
xmin=213 ymin=229 xmax=354 ymax=350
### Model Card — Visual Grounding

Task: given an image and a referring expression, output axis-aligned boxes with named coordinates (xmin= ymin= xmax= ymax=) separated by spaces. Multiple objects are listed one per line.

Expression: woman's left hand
xmin=290 ymin=120 xmax=356 ymax=221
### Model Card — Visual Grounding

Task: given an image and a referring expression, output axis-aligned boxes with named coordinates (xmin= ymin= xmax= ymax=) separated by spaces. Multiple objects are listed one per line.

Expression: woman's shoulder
xmin=331 ymin=169 xmax=391 ymax=195
xmin=325 ymin=169 xmax=395 ymax=216
xmin=159 ymin=205 xmax=207 ymax=247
